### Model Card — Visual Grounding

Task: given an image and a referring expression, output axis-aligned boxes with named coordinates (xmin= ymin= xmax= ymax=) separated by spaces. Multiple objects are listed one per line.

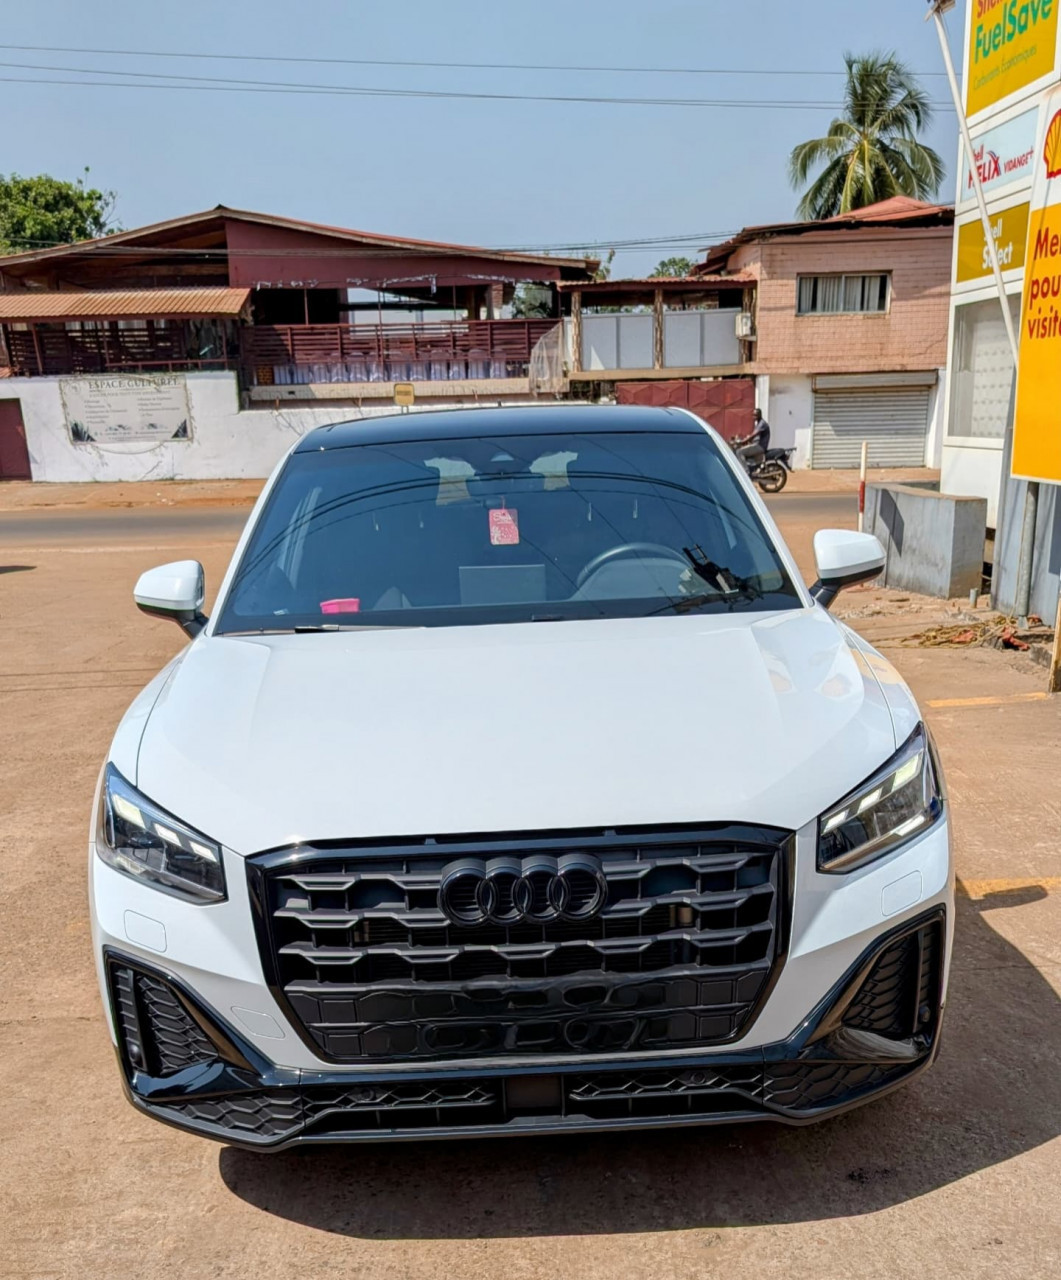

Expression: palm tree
xmin=789 ymin=53 xmax=945 ymax=221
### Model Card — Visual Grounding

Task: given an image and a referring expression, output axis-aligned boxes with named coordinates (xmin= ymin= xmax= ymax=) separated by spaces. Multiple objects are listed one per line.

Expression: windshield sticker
xmin=320 ymin=598 xmax=361 ymax=615
xmin=489 ymin=507 xmax=520 ymax=546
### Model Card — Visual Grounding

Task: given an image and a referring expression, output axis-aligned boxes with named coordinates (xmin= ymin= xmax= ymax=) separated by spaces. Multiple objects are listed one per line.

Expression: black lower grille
xmin=763 ymin=1061 xmax=907 ymax=1112
xmin=250 ymin=824 xmax=791 ymax=1063
xmin=109 ymin=960 xmax=217 ymax=1078
xmin=843 ymin=920 xmax=942 ymax=1040
xmin=162 ymin=1091 xmax=302 ymax=1139
xmin=155 ymin=1059 xmax=917 ymax=1141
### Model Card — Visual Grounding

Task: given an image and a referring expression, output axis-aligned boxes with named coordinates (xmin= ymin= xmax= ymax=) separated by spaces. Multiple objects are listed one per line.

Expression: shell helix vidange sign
xmin=967 ymin=0 xmax=1060 ymax=117
xmin=1012 ymin=89 xmax=1061 ymax=481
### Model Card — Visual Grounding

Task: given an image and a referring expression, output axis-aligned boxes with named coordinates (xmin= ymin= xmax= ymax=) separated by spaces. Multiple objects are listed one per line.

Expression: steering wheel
xmin=575 ymin=542 xmax=689 ymax=591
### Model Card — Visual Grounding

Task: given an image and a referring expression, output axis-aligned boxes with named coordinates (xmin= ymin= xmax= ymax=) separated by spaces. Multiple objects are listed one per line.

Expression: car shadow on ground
xmin=219 ymin=889 xmax=1060 ymax=1238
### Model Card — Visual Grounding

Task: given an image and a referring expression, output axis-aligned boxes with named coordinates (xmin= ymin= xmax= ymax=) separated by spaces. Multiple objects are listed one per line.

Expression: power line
xmin=0 ymin=232 xmax=739 ymax=256
xmin=0 ymin=69 xmax=956 ymax=113
xmin=0 ymin=42 xmax=953 ymax=79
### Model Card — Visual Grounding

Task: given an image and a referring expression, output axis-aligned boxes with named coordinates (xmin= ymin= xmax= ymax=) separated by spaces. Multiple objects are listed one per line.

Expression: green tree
xmin=591 ymin=248 xmax=616 ymax=282
xmin=653 ymin=256 xmax=693 ymax=277
xmin=0 ymin=170 xmax=119 ymax=254
xmin=788 ymin=53 xmax=944 ymax=221
xmin=511 ymin=283 xmax=554 ymax=319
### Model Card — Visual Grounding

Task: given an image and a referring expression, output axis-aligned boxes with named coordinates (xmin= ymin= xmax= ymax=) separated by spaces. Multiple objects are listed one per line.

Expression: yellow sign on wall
xmin=967 ymin=0 xmax=1060 ymax=118
xmin=956 ymin=202 xmax=1031 ymax=280
xmin=1013 ymin=91 xmax=1061 ymax=482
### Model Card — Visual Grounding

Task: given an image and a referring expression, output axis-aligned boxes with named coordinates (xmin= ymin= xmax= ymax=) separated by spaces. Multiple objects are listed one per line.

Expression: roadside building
xmin=556 ymin=275 xmax=757 ymax=441
xmin=0 ymin=206 xmax=594 ymax=482
xmin=691 ymin=198 xmax=955 ymax=470
xmin=0 ymin=199 xmax=956 ymax=484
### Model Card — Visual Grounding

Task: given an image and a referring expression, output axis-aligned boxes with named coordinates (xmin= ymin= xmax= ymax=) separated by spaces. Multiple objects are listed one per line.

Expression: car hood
xmin=134 ymin=611 xmax=901 ymax=854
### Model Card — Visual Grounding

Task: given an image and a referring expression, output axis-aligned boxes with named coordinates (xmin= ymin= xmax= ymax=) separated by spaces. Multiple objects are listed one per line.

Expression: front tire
xmin=757 ymin=463 xmax=787 ymax=494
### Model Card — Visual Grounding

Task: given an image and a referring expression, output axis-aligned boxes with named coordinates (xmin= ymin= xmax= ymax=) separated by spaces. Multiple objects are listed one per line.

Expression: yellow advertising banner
xmin=967 ymin=0 xmax=1060 ymax=118
xmin=1013 ymin=91 xmax=1061 ymax=482
xmin=956 ymin=202 xmax=1031 ymax=280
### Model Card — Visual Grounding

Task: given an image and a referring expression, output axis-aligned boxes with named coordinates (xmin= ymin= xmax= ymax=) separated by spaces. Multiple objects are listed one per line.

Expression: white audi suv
xmin=89 ymin=405 xmax=952 ymax=1148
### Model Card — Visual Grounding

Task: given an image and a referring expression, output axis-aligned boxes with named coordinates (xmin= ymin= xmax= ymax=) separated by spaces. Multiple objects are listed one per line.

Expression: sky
xmin=1 ymin=0 xmax=964 ymax=276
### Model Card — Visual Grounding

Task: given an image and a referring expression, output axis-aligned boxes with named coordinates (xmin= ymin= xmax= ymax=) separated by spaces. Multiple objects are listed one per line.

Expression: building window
xmin=948 ymin=294 xmax=1021 ymax=441
xmin=797 ymin=274 xmax=890 ymax=315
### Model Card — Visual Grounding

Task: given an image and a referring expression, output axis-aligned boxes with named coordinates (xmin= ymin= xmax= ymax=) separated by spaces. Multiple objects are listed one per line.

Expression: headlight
xmin=96 ymin=764 xmax=226 ymax=903
xmin=817 ymin=725 xmax=942 ymax=874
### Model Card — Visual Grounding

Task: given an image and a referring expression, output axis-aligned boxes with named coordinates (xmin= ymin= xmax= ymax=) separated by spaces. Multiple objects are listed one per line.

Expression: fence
xmin=242 ymin=320 xmax=559 ymax=385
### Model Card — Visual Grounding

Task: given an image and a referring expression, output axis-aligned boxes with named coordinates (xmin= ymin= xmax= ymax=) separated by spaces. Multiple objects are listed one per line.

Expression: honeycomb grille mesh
xmin=843 ymin=921 xmax=942 ymax=1040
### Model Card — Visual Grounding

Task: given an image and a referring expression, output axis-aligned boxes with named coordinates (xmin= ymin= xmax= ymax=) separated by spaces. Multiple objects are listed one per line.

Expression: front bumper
xmin=102 ymin=907 xmax=947 ymax=1149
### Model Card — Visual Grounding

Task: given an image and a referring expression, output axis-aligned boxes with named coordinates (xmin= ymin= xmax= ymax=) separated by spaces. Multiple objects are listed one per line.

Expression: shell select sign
xmin=1013 ymin=92 xmax=1061 ymax=483
xmin=956 ymin=202 xmax=1031 ymax=280
xmin=967 ymin=0 xmax=1060 ymax=117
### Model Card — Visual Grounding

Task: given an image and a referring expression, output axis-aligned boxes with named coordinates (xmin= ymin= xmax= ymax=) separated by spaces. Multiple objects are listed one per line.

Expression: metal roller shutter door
xmin=811 ymin=387 xmax=930 ymax=469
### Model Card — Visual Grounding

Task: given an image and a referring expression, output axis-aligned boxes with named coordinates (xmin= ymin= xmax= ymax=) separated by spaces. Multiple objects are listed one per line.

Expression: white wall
xmin=923 ymin=369 xmax=948 ymax=470
xmin=763 ymin=370 xmax=945 ymax=473
xmin=761 ymin=374 xmax=814 ymax=469
xmin=578 ymin=311 xmax=742 ymax=372
xmin=0 ymin=372 xmax=539 ymax=483
xmin=942 ymin=441 xmax=1005 ymax=526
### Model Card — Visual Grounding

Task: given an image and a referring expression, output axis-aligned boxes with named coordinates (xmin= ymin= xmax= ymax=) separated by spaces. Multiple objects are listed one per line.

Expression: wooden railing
xmin=241 ymin=320 xmax=558 ymax=385
xmin=0 ymin=319 xmax=559 ymax=383
xmin=2 ymin=326 xmax=233 ymax=376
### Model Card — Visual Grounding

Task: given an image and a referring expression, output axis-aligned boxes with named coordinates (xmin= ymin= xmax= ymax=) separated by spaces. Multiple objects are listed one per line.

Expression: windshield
xmin=216 ymin=428 xmax=801 ymax=633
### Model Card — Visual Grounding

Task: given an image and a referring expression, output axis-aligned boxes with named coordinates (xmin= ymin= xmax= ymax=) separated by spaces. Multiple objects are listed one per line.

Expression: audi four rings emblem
xmin=438 ymin=854 xmax=608 ymax=926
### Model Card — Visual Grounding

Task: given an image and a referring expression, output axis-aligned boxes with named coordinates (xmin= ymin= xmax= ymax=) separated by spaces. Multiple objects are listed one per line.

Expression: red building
xmin=0 ymin=205 xmax=594 ymax=394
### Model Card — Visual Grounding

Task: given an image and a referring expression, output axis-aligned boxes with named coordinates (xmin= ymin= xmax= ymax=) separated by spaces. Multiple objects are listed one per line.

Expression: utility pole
xmin=926 ymin=0 xmax=1037 ymax=628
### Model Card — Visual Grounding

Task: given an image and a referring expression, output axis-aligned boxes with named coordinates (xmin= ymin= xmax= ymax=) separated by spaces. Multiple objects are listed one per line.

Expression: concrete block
xmin=865 ymin=483 xmax=987 ymax=599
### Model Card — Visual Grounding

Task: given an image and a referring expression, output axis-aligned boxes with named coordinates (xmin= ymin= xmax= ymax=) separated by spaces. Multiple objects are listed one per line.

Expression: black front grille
xmin=251 ymin=824 xmax=791 ymax=1063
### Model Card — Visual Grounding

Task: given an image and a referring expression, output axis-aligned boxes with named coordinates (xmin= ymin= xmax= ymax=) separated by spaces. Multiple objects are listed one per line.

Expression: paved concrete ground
xmin=0 ymin=496 xmax=1057 ymax=1280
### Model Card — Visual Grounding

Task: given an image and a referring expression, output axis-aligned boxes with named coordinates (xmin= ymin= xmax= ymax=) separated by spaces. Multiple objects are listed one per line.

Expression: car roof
xmin=293 ymin=404 xmax=706 ymax=453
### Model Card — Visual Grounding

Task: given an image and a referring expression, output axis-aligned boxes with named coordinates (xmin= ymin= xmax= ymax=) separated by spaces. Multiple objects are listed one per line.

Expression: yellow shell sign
xmin=956 ymin=202 xmax=1031 ymax=280
xmin=1013 ymin=92 xmax=1061 ymax=482
xmin=967 ymin=0 xmax=1060 ymax=118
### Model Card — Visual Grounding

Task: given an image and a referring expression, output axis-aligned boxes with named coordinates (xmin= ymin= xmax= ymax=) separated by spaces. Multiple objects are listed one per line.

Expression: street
xmin=1 ymin=495 xmax=1058 ymax=1280
xmin=0 ymin=492 xmax=862 ymax=549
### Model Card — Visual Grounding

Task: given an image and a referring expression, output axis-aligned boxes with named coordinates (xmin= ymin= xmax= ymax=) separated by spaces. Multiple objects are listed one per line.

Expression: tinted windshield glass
xmin=216 ymin=429 xmax=800 ymax=633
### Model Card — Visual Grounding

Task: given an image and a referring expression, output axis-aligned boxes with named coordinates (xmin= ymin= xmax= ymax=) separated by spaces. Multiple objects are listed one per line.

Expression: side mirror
xmin=134 ymin=561 xmax=207 ymax=638
xmin=810 ymin=530 xmax=885 ymax=610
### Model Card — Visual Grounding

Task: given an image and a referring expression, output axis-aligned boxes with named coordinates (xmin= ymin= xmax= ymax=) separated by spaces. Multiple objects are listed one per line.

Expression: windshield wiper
xmin=645 ymin=549 xmax=763 ymax=617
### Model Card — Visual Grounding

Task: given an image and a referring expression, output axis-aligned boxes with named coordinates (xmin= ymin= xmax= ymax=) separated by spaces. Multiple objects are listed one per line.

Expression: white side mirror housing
xmin=134 ymin=560 xmax=207 ymax=637
xmin=811 ymin=530 xmax=885 ymax=610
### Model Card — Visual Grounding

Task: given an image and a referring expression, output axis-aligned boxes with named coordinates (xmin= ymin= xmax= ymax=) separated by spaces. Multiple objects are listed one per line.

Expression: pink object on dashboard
xmin=320 ymin=598 xmax=361 ymax=615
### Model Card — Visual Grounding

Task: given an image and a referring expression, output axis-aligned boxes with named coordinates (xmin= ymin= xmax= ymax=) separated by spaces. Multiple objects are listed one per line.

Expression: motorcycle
xmin=733 ymin=442 xmax=796 ymax=494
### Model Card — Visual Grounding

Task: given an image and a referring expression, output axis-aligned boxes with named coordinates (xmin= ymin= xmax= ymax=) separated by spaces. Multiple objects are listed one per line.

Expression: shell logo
xmin=1047 ymin=110 xmax=1061 ymax=181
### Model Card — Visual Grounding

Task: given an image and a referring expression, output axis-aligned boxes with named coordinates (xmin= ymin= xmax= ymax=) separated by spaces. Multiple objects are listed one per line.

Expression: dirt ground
xmin=0 ymin=496 xmax=1058 ymax=1280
